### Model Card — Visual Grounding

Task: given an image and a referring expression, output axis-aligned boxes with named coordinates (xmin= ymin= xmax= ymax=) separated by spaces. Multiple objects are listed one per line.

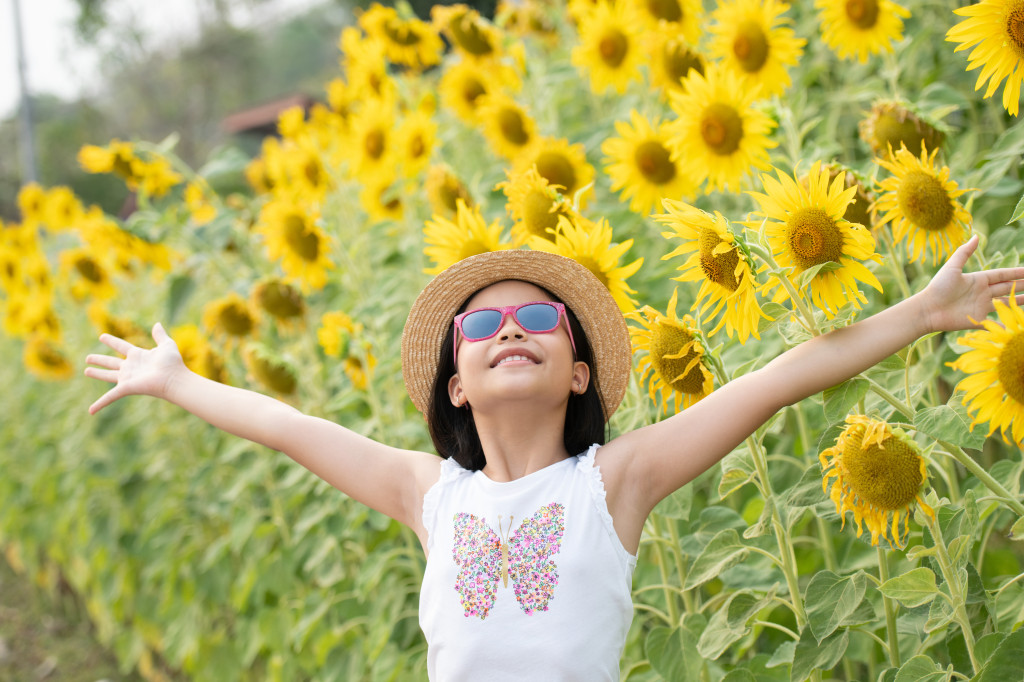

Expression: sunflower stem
xmin=879 ymin=227 xmax=912 ymax=300
xmin=648 ymin=514 xmax=681 ymax=626
xmin=749 ymin=243 xmax=821 ymax=337
xmin=939 ymin=440 xmax=1024 ymax=516
xmin=924 ymin=512 xmax=980 ymax=675
xmin=666 ymin=520 xmax=695 ymax=614
xmin=865 ymin=378 xmax=914 ymax=420
xmin=877 ymin=547 xmax=902 ymax=668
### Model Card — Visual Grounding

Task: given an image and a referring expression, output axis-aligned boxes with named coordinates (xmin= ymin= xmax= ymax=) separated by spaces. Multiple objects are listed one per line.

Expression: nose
xmin=496 ymin=312 xmax=526 ymax=341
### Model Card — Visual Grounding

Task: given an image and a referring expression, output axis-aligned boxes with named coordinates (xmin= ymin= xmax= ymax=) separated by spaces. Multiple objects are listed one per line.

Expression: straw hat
xmin=401 ymin=250 xmax=632 ymax=421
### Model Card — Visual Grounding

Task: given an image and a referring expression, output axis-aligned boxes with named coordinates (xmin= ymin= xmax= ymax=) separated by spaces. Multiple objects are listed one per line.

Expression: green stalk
xmin=750 ymin=244 xmax=821 ymax=337
xmin=648 ymin=515 xmax=680 ymax=626
xmin=666 ymin=521 xmax=695 ymax=615
xmin=878 ymin=228 xmax=912 ymax=300
xmin=938 ymin=441 xmax=1024 ymax=517
xmin=877 ymin=547 xmax=902 ymax=668
xmin=924 ymin=513 xmax=980 ymax=675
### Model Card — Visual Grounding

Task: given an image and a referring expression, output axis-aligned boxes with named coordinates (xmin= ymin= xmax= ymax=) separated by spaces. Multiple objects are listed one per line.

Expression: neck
xmin=471 ymin=398 xmax=571 ymax=482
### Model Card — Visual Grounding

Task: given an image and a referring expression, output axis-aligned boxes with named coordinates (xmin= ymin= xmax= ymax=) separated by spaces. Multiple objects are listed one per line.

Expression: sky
xmin=0 ymin=0 xmax=324 ymax=119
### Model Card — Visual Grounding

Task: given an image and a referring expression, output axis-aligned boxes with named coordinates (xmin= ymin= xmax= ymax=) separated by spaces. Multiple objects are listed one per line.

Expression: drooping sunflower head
xmin=423 ymin=199 xmax=511 ymax=274
xmin=244 ymin=344 xmax=298 ymax=396
xmin=647 ymin=28 xmax=707 ymax=99
xmin=426 ymin=165 xmax=474 ymax=219
xmin=527 ymin=214 xmax=643 ymax=312
xmin=946 ymin=0 xmax=1024 ymax=116
xmin=627 ymin=288 xmax=714 ymax=412
xmin=23 ymin=335 xmax=74 ymax=381
xmin=570 ymin=0 xmax=645 ymax=95
xmin=252 ymin=279 xmax=306 ymax=326
xmin=345 ymin=349 xmax=378 ymax=391
xmin=497 ymin=166 xmax=579 ymax=244
xmin=203 ymin=293 xmax=258 ymax=341
xmin=820 ymin=415 xmax=933 ymax=548
xmin=873 ymin=145 xmax=973 ymax=265
xmin=708 ymin=0 xmax=806 ymax=99
xmin=858 ymin=100 xmax=945 ymax=159
xmin=602 ymin=110 xmax=698 ymax=216
xmin=657 ymin=199 xmax=766 ymax=343
xmin=666 ymin=62 xmax=778 ymax=194
xmin=358 ymin=3 xmax=444 ymax=70
xmin=512 ymin=136 xmax=595 ymax=207
xmin=432 ymin=4 xmax=503 ymax=60
xmin=477 ymin=93 xmax=538 ymax=160
xmin=948 ymin=290 xmax=1024 ymax=447
xmin=815 ymin=0 xmax=910 ymax=63
xmin=747 ymin=162 xmax=883 ymax=318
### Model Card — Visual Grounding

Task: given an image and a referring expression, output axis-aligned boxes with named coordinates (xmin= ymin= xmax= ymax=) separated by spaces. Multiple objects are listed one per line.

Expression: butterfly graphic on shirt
xmin=452 ymin=502 xmax=565 ymax=620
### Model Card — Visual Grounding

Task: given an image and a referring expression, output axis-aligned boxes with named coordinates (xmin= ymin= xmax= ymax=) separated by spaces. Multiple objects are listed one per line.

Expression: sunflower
xmin=947 ymin=0 xmax=1024 ymax=116
xmin=708 ymin=0 xmax=805 ymax=99
xmin=359 ymin=176 xmax=406 ymax=223
xmin=23 ymin=336 xmax=74 ymax=381
xmin=396 ymin=110 xmax=436 ymax=179
xmin=511 ymin=137 xmax=595 ymax=206
xmin=426 ymin=165 xmax=474 ymax=219
xmin=87 ymin=304 xmax=150 ymax=348
xmin=497 ymin=166 xmax=579 ymax=244
xmin=42 ymin=186 xmax=85 ymax=232
xmin=59 ymin=248 xmax=117 ymax=301
xmin=318 ymin=311 xmax=359 ymax=357
xmin=528 ymin=215 xmax=643 ymax=312
xmin=341 ymin=29 xmax=398 ymax=103
xmin=948 ymin=291 xmax=1024 ymax=447
xmin=477 ymin=93 xmax=539 ymax=159
xmin=256 ymin=199 xmax=334 ymax=292
xmin=348 ymin=97 xmax=396 ymax=182
xmin=571 ymin=0 xmax=645 ymax=95
xmin=823 ymin=165 xmax=875 ymax=231
xmin=658 ymin=200 xmax=766 ymax=343
xmin=748 ymin=162 xmax=883 ymax=318
xmin=666 ymin=62 xmax=778 ymax=194
xmin=184 ymin=183 xmax=217 ymax=226
xmin=858 ymin=101 xmax=945 ymax=159
xmin=816 ymin=0 xmax=910 ymax=63
xmin=439 ymin=60 xmax=499 ymax=124
xmin=873 ymin=146 xmax=973 ymax=265
xmin=252 ymin=279 xmax=306 ymax=327
xmin=647 ymin=28 xmax=707 ymax=99
xmin=358 ymin=3 xmax=444 ymax=70
xmin=602 ymin=110 xmax=698 ymax=215
xmin=244 ymin=344 xmax=298 ymax=396
xmin=16 ymin=183 xmax=47 ymax=227
xmin=424 ymin=199 xmax=512 ymax=274
xmin=432 ymin=4 xmax=503 ymax=61
xmin=345 ymin=351 xmax=378 ymax=391
xmin=4 ymin=292 xmax=60 ymax=341
xmin=203 ymin=293 xmax=258 ymax=342
xmin=820 ymin=415 xmax=934 ymax=548
xmin=630 ymin=0 xmax=702 ymax=43
xmin=281 ymin=144 xmax=330 ymax=203
xmin=627 ymin=288 xmax=714 ymax=412
xmin=325 ymin=78 xmax=356 ymax=123
xmin=172 ymin=324 xmax=229 ymax=383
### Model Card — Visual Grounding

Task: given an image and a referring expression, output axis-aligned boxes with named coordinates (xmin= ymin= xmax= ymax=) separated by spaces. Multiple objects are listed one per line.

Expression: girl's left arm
xmin=605 ymin=235 xmax=1024 ymax=519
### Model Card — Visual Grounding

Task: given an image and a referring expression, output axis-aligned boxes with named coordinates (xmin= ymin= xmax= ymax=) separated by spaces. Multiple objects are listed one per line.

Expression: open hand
xmin=84 ymin=322 xmax=186 ymax=414
xmin=923 ymin=235 xmax=1024 ymax=332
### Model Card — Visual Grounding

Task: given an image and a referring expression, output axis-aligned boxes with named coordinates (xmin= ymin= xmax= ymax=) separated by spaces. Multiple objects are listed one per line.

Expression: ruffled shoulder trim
xmin=576 ymin=444 xmax=635 ymax=567
xmin=421 ymin=457 xmax=468 ymax=551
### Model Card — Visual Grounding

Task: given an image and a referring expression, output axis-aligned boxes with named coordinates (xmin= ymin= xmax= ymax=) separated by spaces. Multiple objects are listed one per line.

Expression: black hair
xmin=426 ymin=289 xmax=608 ymax=470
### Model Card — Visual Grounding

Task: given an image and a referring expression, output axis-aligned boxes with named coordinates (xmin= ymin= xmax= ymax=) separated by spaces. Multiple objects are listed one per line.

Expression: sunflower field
xmin=2 ymin=0 xmax=1024 ymax=680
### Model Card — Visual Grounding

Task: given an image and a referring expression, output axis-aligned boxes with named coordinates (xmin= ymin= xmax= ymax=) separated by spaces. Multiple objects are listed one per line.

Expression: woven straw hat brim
xmin=401 ymin=250 xmax=631 ymax=421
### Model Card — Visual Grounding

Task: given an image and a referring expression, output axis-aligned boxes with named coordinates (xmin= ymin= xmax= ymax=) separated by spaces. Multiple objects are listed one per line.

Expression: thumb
xmin=945 ymin=234 xmax=979 ymax=272
xmin=152 ymin=322 xmax=172 ymax=345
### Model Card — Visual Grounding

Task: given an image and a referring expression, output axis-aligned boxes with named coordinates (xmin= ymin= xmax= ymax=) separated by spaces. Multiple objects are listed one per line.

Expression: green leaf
xmin=758 ymin=302 xmax=791 ymax=334
xmin=721 ymin=670 xmax=758 ymax=682
xmin=1010 ymin=515 xmax=1024 ymax=541
xmin=653 ymin=484 xmax=693 ymax=521
xmin=647 ymin=623 xmax=703 ymax=682
xmin=166 ymin=273 xmax=196 ymax=326
xmin=914 ymin=402 xmax=987 ymax=450
xmin=892 ymin=655 xmax=947 ymax=682
xmin=1009 ymin=191 xmax=1024 ymax=224
xmin=728 ymin=587 xmax=777 ymax=629
xmin=766 ymin=641 xmax=795 ymax=669
xmin=795 ymin=260 xmax=844 ymax=290
xmin=698 ymin=597 xmax=748 ymax=660
xmin=971 ymin=627 xmax=1024 ymax=681
xmin=925 ymin=590 xmax=956 ymax=633
xmin=791 ymin=626 xmax=849 ymax=681
xmin=879 ymin=567 xmax=940 ymax=608
xmin=805 ymin=570 xmax=869 ymax=642
xmin=684 ymin=529 xmax=750 ymax=590
xmin=784 ymin=464 xmax=827 ymax=511
xmin=822 ymin=378 xmax=869 ymax=425
xmin=719 ymin=449 xmax=757 ymax=499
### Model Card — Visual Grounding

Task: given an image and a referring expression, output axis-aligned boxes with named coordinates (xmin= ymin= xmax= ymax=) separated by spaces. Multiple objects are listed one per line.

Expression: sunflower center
xmin=303 ymin=159 xmax=322 ymax=186
xmin=535 ymin=152 xmax=577 ymax=195
xmin=634 ymin=141 xmax=676 ymax=184
xmin=75 ymin=256 xmax=103 ymax=283
xmin=112 ymin=152 xmax=135 ymax=180
xmin=845 ymin=0 xmax=879 ymax=29
xmin=1005 ymin=4 xmax=1024 ymax=55
xmin=598 ymin=30 xmax=629 ymax=68
xmin=997 ymin=332 xmax=1024 ymax=405
xmin=665 ymin=44 xmax=704 ymax=85
xmin=258 ymin=281 xmax=304 ymax=319
xmin=284 ymin=214 xmax=321 ymax=262
xmin=461 ymin=78 xmax=486 ymax=107
xmin=698 ymin=227 xmax=740 ymax=291
xmin=700 ymin=104 xmax=744 ymax=155
xmin=646 ymin=0 xmax=682 ymax=22
xmin=365 ymin=129 xmax=385 ymax=160
xmin=251 ymin=355 xmax=297 ymax=394
xmin=498 ymin=108 xmax=530 ymax=146
xmin=573 ymin=256 xmax=610 ymax=288
xmin=439 ymin=181 xmax=465 ymax=214
xmin=218 ymin=303 xmax=254 ymax=337
xmin=649 ymin=325 xmax=705 ymax=395
xmin=841 ymin=430 xmax=922 ymax=511
xmin=383 ymin=19 xmax=422 ymax=46
xmin=896 ymin=170 xmax=954 ymax=232
xmin=450 ymin=14 xmax=495 ymax=56
xmin=409 ymin=134 xmax=426 ymax=159
xmin=35 ymin=340 xmax=67 ymax=368
xmin=732 ymin=20 xmax=769 ymax=73
xmin=523 ymin=191 xmax=563 ymax=240
xmin=787 ymin=208 xmax=845 ymax=269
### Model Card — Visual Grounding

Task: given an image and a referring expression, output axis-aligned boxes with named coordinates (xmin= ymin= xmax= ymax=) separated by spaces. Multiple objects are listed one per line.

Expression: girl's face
xmin=447 ymin=280 xmax=589 ymax=410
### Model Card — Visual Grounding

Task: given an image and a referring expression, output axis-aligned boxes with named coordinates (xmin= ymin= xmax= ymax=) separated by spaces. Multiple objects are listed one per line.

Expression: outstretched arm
xmin=605 ymin=235 xmax=1024 ymax=522
xmin=85 ymin=324 xmax=440 ymax=536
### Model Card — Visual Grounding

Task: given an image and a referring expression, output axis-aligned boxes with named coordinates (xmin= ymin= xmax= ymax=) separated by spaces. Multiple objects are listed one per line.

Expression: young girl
xmin=85 ymin=238 xmax=1022 ymax=681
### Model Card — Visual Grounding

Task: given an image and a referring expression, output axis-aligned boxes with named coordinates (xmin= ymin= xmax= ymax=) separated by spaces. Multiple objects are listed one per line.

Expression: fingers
xmin=85 ymin=353 xmax=121 ymax=370
xmin=152 ymin=322 xmax=172 ymax=345
xmin=84 ymin=367 xmax=119 ymax=383
xmin=945 ymin=234 xmax=979 ymax=271
xmin=99 ymin=332 xmax=134 ymax=356
xmin=88 ymin=387 xmax=122 ymax=415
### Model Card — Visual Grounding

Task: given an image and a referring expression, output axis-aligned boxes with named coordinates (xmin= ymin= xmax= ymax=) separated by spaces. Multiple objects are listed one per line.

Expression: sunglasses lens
xmin=516 ymin=303 xmax=560 ymax=332
xmin=461 ymin=309 xmax=503 ymax=340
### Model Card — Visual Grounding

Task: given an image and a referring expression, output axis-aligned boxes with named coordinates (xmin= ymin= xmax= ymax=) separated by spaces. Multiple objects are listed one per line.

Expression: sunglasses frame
xmin=453 ymin=301 xmax=577 ymax=366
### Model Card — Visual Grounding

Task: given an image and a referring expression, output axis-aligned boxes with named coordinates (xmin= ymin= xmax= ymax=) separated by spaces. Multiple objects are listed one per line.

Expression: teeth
xmin=497 ymin=355 xmax=530 ymax=365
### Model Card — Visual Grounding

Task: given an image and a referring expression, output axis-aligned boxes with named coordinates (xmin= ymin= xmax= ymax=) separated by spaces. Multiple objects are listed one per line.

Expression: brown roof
xmin=221 ymin=94 xmax=318 ymax=136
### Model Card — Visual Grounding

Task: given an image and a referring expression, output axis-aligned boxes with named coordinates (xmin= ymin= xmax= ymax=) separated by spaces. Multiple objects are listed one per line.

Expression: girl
xmin=85 ymin=237 xmax=1022 ymax=681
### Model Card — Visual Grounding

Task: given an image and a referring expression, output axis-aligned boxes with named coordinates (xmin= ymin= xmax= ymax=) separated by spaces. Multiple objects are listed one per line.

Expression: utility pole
xmin=12 ymin=0 xmax=39 ymax=184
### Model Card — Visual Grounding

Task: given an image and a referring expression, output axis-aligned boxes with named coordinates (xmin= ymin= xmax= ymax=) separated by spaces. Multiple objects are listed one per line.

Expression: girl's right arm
xmin=84 ymin=323 xmax=441 ymax=538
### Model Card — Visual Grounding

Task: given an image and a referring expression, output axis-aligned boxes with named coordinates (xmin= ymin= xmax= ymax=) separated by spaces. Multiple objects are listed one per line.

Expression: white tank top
xmin=419 ymin=444 xmax=637 ymax=681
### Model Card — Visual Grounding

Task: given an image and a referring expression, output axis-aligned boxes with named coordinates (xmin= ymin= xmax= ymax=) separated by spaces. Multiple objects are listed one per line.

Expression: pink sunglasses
xmin=453 ymin=301 xmax=577 ymax=365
